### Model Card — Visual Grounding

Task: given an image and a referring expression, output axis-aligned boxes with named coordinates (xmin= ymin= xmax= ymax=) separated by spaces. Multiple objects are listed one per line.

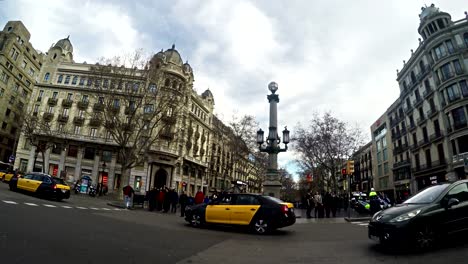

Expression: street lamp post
xmin=256 ymin=82 xmax=290 ymax=198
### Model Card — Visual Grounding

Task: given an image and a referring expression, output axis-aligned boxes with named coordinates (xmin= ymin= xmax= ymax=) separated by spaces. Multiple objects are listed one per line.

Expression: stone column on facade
xmin=108 ymin=153 xmax=117 ymax=192
xmin=44 ymin=148 xmax=51 ymax=174
xmin=92 ymin=151 xmax=101 ymax=182
xmin=58 ymin=148 xmax=66 ymax=176
xmin=74 ymin=147 xmax=84 ymax=181
xmin=27 ymin=146 xmax=37 ymax=172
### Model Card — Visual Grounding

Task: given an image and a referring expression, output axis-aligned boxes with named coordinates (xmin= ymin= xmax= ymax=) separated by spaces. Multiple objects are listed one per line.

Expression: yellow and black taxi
xmin=1 ymin=171 xmax=21 ymax=183
xmin=185 ymin=193 xmax=296 ymax=234
xmin=9 ymin=172 xmax=71 ymax=201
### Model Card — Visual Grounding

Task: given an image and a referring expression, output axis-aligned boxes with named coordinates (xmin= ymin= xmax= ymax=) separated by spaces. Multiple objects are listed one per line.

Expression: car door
xmin=230 ymin=195 xmax=262 ymax=225
xmin=30 ymin=175 xmax=46 ymax=193
xmin=440 ymin=183 xmax=468 ymax=234
xmin=17 ymin=174 xmax=34 ymax=191
xmin=205 ymin=194 xmax=233 ymax=224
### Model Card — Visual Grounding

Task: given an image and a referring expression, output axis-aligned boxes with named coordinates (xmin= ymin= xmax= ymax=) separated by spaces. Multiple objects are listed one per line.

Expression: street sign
xmin=8 ymin=155 xmax=15 ymax=163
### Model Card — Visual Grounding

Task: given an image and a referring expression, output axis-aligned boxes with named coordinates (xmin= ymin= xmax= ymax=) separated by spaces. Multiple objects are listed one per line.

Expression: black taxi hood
xmin=380 ymin=203 xmax=427 ymax=216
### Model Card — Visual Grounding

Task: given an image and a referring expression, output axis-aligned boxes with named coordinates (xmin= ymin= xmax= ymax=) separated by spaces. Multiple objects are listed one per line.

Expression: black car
xmin=368 ymin=180 xmax=468 ymax=249
xmin=185 ymin=193 xmax=296 ymax=234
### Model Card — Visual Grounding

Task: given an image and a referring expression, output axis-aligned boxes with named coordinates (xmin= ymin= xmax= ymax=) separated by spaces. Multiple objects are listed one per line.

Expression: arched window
xmin=172 ymin=82 xmax=177 ymax=89
xmin=53 ymin=53 xmax=57 ymax=59
xmin=72 ymin=76 xmax=78 ymax=85
xmin=464 ymin=32 xmax=468 ymax=46
xmin=149 ymin=83 xmax=157 ymax=93
xmin=43 ymin=73 xmax=50 ymax=82
xmin=165 ymin=79 xmax=170 ymax=87
xmin=57 ymin=75 xmax=63 ymax=84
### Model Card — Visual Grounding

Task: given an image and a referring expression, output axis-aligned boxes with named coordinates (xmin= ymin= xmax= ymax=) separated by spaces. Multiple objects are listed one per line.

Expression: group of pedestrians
xmin=146 ymin=186 xmax=180 ymax=213
xmin=304 ymin=191 xmax=346 ymax=218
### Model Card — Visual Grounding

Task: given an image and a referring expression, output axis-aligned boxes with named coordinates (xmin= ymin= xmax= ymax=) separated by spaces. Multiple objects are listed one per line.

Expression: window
xmin=22 ymin=89 xmax=28 ymax=97
xmin=441 ymin=62 xmax=453 ymax=81
xmin=445 ymin=39 xmax=454 ymax=53
xmin=74 ymin=126 xmax=81 ymax=135
xmin=94 ymin=79 xmax=101 ymax=88
xmin=86 ymin=78 xmax=92 ymax=86
xmin=62 ymin=108 xmax=69 ymax=116
xmin=1 ymin=122 xmax=7 ymax=129
xmin=425 ymin=149 xmax=432 ymax=166
xmin=13 ymin=83 xmax=19 ymax=93
xmin=48 ymin=106 xmax=53 ymax=113
xmin=383 ymin=148 xmax=388 ymax=161
xmin=452 ymin=107 xmax=467 ymax=129
xmin=144 ymin=104 xmax=154 ymax=113
xmin=0 ymin=71 xmax=9 ymax=83
xmin=377 ymin=165 xmax=382 ymax=176
xmin=28 ymin=67 xmax=35 ymax=76
xmin=72 ymin=76 xmax=78 ymax=85
xmin=25 ymin=80 xmax=31 ymax=87
xmin=52 ymin=92 xmax=58 ymax=99
xmin=5 ymin=61 xmax=13 ymax=71
xmin=0 ymin=88 xmax=3 ymax=97
xmin=446 ymin=83 xmax=460 ymax=102
xmin=17 ymin=73 xmax=23 ymax=81
xmin=64 ymin=75 xmax=70 ymax=84
xmin=90 ymin=128 xmax=97 ymax=138
xmin=454 ymin=60 xmax=463 ymax=74
xmin=149 ymin=83 xmax=157 ymax=93
xmin=445 ymin=183 xmax=468 ymax=203
xmin=21 ymin=60 xmax=27 ymax=69
xmin=383 ymin=162 xmax=389 ymax=174
xmin=102 ymin=150 xmax=112 ymax=162
xmin=113 ymin=99 xmax=120 ymax=108
xmin=79 ymin=77 xmax=85 ymax=86
xmin=98 ymin=97 xmax=104 ymax=104
xmin=84 ymin=147 xmax=95 ymax=160
xmin=51 ymin=143 xmax=62 ymax=155
xmin=67 ymin=93 xmax=73 ymax=100
xmin=236 ymin=195 xmax=260 ymax=205
xmin=5 ymin=108 xmax=11 ymax=117
xmin=10 ymin=127 xmax=16 ymax=135
xmin=57 ymin=124 xmax=64 ymax=132
xmin=33 ymin=105 xmax=39 ymax=115
xmin=37 ymin=90 xmax=44 ymax=101
xmin=167 ymin=107 xmax=173 ymax=116
xmin=460 ymin=81 xmax=468 ymax=97
xmin=434 ymin=44 xmax=446 ymax=60
xmin=9 ymin=96 xmax=15 ymax=104
xmin=133 ymin=82 xmax=139 ymax=92
xmin=43 ymin=73 xmax=50 ymax=82
xmin=68 ymin=145 xmax=78 ymax=157
xmin=82 ymin=95 xmax=88 ymax=103
xmin=57 ymin=75 xmax=63 ymax=84
xmin=78 ymin=110 xmax=84 ymax=117
xmin=103 ymin=79 xmax=109 ymax=88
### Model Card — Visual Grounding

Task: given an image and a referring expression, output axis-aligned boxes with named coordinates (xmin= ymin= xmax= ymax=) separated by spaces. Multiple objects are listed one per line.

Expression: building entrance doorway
xmin=154 ymin=169 xmax=168 ymax=189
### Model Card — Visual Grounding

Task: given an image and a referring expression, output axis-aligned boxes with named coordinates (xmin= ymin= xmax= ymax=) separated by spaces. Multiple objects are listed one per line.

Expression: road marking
xmin=113 ymin=208 xmax=121 ymax=211
xmin=43 ymin=204 xmax=56 ymax=208
xmin=2 ymin=200 xmax=17 ymax=204
xmin=358 ymin=223 xmax=369 ymax=226
xmin=76 ymin=206 xmax=88 ymax=209
xmin=101 ymin=208 xmax=111 ymax=211
xmin=24 ymin=203 xmax=38 ymax=206
xmin=89 ymin=207 xmax=100 ymax=210
xmin=61 ymin=206 xmax=73 ymax=209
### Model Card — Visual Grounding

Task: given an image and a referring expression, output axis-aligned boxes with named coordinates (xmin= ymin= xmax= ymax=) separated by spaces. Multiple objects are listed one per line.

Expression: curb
xmin=344 ymin=217 xmax=371 ymax=222
xmin=107 ymin=202 xmax=127 ymax=209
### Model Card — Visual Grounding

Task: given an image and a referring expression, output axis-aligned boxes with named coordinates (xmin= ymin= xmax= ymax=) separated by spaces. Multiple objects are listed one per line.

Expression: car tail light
xmin=53 ymin=184 xmax=57 ymax=190
xmin=281 ymin=205 xmax=289 ymax=213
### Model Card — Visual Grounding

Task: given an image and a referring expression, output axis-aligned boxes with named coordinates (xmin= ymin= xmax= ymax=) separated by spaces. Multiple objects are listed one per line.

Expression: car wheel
xmin=190 ymin=214 xmax=203 ymax=228
xmin=414 ymin=224 xmax=436 ymax=250
xmin=252 ymin=218 xmax=269 ymax=235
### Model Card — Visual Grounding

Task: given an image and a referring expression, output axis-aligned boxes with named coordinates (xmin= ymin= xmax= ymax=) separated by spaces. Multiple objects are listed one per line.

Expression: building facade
xmin=351 ymin=142 xmax=373 ymax=193
xmin=0 ymin=21 xmax=42 ymax=164
xmin=375 ymin=5 xmax=468 ymax=200
xmin=10 ymin=21 xmax=262 ymax=195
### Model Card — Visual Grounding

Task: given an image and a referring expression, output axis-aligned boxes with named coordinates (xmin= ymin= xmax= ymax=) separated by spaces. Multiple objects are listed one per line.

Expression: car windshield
xmin=404 ymin=184 xmax=449 ymax=204
xmin=263 ymin=196 xmax=284 ymax=204
xmin=52 ymin=178 xmax=66 ymax=185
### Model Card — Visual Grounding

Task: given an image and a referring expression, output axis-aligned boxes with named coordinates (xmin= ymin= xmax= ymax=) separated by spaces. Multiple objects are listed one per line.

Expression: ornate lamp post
xmin=256 ymin=82 xmax=290 ymax=198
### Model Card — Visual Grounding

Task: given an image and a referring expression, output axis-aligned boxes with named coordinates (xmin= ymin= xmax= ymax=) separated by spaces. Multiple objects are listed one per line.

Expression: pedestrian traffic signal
xmin=341 ymin=168 xmax=347 ymax=176
xmin=347 ymin=160 xmax=355 ymax=175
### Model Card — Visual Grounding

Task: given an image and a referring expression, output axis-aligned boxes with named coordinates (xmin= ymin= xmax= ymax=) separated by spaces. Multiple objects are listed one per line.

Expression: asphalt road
xmin=1 ymin=183 xmax=467 ymax=264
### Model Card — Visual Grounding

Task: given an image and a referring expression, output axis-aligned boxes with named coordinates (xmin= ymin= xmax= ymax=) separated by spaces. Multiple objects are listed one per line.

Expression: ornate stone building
xmin=0 ymin=21 xmax=42 ymax=164
xmin=10 ymin=21 xmax=262 ymax=195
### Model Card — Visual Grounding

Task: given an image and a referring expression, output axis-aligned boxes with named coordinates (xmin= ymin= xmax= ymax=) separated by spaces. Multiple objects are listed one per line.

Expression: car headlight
xmin=389 ymin=209 xmax=421 ymax=223
xmin=372 ymin=211 xmax=382 ymax=221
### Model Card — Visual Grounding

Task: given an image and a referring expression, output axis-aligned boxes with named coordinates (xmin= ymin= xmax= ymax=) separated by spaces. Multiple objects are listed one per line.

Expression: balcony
xmin=57 ymin=114 xmax=69 ymax=123
xmin=416 ymin=64 xmax=431 ymax=81
xmin=409 ymin=122 xmax=416 ymax=131
xmin=418 ymin=138 xmax=431 ymax=148
xmin=160 ymin=131 xmax=175 ymax=140
xmin=404 ymin=105 xmax=413 ymax=114
xmin=392 ymin=159 xmax=410 ymax=170
xmin=413 ymin=97 xmax=423 ymax=108
xmin=410 ymin=142 xmax=418 ymax=151
xmin=423 ymin=87 xmax=434 ymax=99
xmin=448 ymin=122 xmax=468 ymax=134
xmin=417 ymin=114 xmax=427 ymax=125
xmin=93 ymin=103 xmax=104 ymax=112
xmin=43 ymin=112 xmax=54 ymax=121
xmin=47 ymin=98 xmax=58 ymax=106
xmin=429 ymin=130 xmax=444 ymax=142
xmin=73 ymin=116 xmax=85 ymax=125
xmin=77 ymin=101 xmax=89 ymax=110
xmin=89 ymin=117 xmax=102 ymax=127
xmin=61 ymin=99 xmax=73 ymax=108
xmin=453 ymin=152 xmax=468 ymax=164
xmin=426 ymin=107 xmax=438 ymax=119
xmin=412 ymin=160 xmax=446 ymax=173
xmin=448 ymin=95 xmax=462 ymax=104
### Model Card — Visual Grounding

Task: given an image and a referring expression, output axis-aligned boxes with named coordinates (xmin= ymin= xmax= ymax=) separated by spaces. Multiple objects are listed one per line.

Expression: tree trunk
xmin=41 ymin=150 xmax=47 ymax=174
xmin=117 ymin=167 xmax=132 ymax=200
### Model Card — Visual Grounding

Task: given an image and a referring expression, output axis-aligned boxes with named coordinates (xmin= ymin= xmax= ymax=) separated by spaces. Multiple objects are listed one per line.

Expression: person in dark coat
xmin=179 ymin=191 xmax=188 ymax=217
xmin=147 ymin=188 xmax=156 ymax=211
xmin=157 ymin=188 xmax=165 ymax=211
xmin=170 ymin=189 xmax=178 ymax=213
xmin=305 ymin=192 xmax=314 ymax=219
xmin=331 ymin=193 xmax=338 ymax=217
xmin=163 ymin=187 xmax=171 ymax=213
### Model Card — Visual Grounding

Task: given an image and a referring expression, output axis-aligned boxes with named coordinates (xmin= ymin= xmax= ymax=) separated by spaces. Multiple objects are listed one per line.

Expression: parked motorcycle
xmin=74 ymin=183 xmax=81 ymax=194
xmin=88 ymin=185 xmax=97 ymax=197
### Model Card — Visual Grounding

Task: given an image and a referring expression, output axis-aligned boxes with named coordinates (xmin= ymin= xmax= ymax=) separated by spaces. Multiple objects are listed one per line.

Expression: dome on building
xmin=54 ymin=35 xmax=73 ymax=53
xmin=201 ymin=89 xmax=213 ymax=99
xmin=183 ymin=60 xmax=192 ymax=74
xmin=164 ymin=44 xmax=183 ymax=66
xmin=419 ymin=4 xmax=440 ymax=21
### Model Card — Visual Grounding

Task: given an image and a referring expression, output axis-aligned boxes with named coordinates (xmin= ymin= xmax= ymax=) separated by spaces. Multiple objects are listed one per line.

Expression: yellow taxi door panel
xmin=230 ymin=205 xmax=260 ymax=225
xmin=232 ymin=195 xmax=263 ymax=225
xmin=17 ymin=178 xmax=28 ymax=190
xmin=205 ymin=205 xmax=231 ymax=224
xmin=30 ymin=175 xmax=46 ymax=192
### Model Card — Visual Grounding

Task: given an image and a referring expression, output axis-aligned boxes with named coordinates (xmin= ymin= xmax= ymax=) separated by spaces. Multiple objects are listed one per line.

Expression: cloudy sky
xmin=1 ymin=0 xmax=467 ymax=180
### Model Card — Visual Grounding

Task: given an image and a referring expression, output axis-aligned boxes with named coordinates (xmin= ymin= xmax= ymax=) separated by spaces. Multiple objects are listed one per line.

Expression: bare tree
xmin=278 ymin=168 xmax=297 ymax=202
xmin=294 ymin=112 xmax=365 ymax=193
xmin=87 ymin=51 xmax=182 ymax=196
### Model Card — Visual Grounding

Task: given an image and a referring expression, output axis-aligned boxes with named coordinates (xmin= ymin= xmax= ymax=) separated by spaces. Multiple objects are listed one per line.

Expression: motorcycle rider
xmin=369 ymin=188 xmax=380 ymax=215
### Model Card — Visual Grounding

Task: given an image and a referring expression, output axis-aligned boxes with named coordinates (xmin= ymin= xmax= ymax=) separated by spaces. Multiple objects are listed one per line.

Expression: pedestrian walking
xmin=122 ymin=184 xmax=134 ymax=209
xmin=170 ymin=189 xmax=178 ymax=213
xmin=163 ymin=187 xmax=171 ymax=213
xmin=147 ymin=187 xmax=156 ymax=211
xmin=157 ymin=188 xmax=165 ymax=211
xmin=331 ymin=193 xmax=337 ymax=217
xmin=179 ymin=191 xmax=188 ymax=217
xmin=305 ymin=192 xmax=314 ymax=219
xmin=195 ymin=190 xmax=204 ymax=204
xmin=314 ymin=192 xmax=323 ymax=218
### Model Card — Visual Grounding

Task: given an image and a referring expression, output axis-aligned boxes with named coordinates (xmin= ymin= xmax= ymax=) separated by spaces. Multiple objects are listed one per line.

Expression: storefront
xmin=394 ymin=180 xmax=411 ymax=203
xmin=416 ymin=173 xmax=446 ymax=191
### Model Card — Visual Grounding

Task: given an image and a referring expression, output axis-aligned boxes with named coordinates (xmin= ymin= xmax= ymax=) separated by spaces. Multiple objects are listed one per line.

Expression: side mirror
xmin=447 ymin=198 xmax=460 ymax=209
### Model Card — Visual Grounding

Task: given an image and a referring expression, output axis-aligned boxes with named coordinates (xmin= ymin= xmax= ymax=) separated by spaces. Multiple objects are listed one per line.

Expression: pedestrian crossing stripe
xmin=24 ymin=203 xmax=38 ymax=206
xmin=76 ymin=207 xmax=88 ymax=209
xmin=2 ymin=200 xmax=17 ymax=204
xmin=43 ymin=204 xmax=56 ymax=208
xmin=1 ymin=200 xmax=122 ymax=211
xmin=62 ymin=206 xmax=73 ymax=209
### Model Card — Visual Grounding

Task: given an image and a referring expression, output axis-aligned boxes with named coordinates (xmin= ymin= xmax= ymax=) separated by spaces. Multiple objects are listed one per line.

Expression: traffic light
xmin=347 ymin=160 xmax=355 ymax=175
xmin=341 ymin=168 xmax=347 ymax=176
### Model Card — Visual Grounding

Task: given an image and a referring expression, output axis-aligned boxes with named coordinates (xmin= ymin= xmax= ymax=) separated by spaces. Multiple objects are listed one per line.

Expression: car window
xmin=219 ymin=195 xmax=233 ymax=205
xmin=236 ymin=195 xmax=260 ymax=205
xmin=446 ymin=183 xmax=468 ymax=203
xmin=43 ymin=177 xmax=52 ymax=184
xmin=23 ymin=174 xmax=34 ymax=180
xmin=404 ymin=184 xmax=449 ymax=204
xmin=53 ymin=177 xmax=65 ymax=185
xmin=32 ymin=175 xmax=44 ymax=181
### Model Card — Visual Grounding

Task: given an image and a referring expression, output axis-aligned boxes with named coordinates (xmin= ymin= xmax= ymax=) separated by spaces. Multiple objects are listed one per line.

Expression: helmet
xmin=371 ymin=188 xmax=375 ymax=191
